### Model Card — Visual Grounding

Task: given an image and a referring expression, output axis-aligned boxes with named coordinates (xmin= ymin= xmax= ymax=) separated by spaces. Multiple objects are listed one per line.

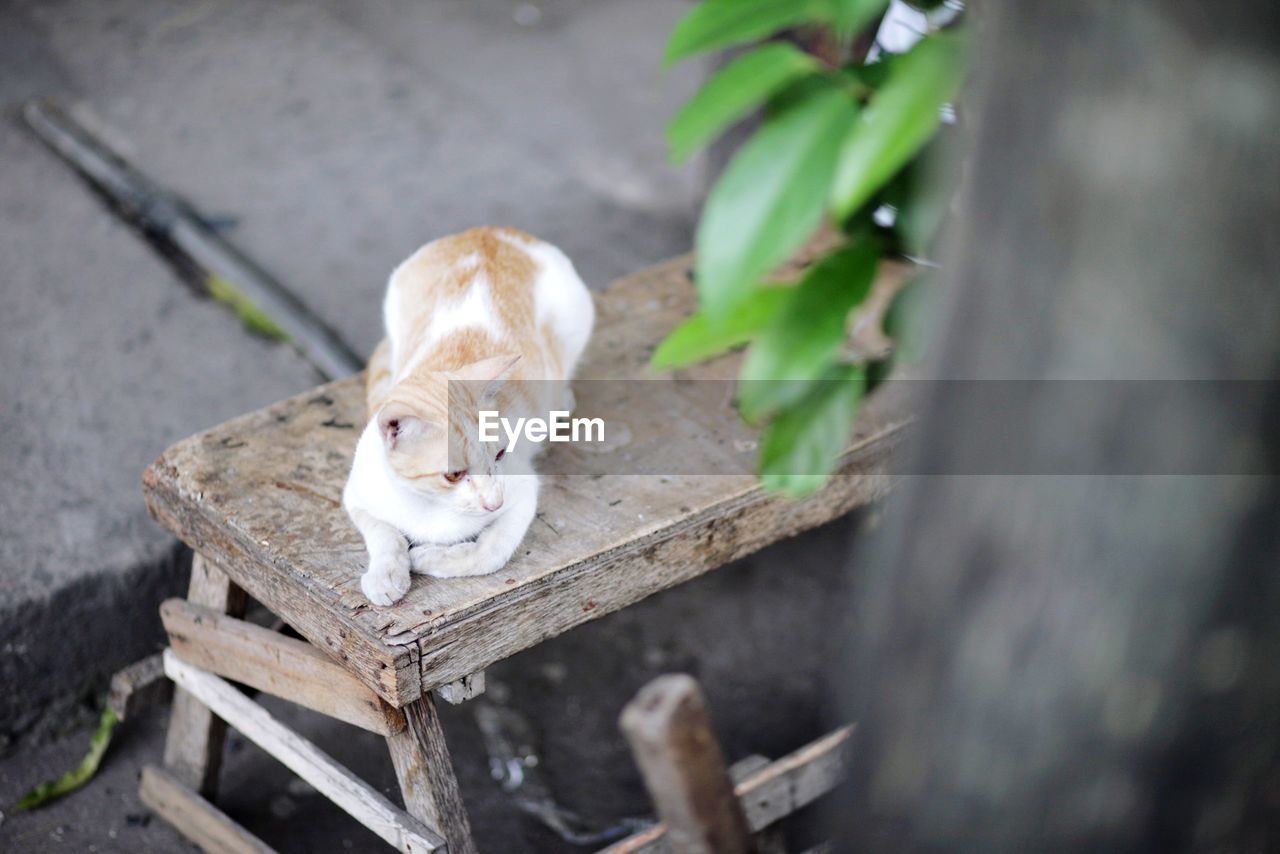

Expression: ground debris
xmin=473 ymin=694 xmax=652 ymax=846
xmin=15 ymin=707 xmax=119 ymax=811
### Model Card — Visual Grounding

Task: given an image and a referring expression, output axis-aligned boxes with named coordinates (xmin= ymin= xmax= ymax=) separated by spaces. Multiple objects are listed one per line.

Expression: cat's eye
xmin=495 ymin=448 xmax=506 ymax=462
xmin=443 ymin=469 xmax=467 ymax=484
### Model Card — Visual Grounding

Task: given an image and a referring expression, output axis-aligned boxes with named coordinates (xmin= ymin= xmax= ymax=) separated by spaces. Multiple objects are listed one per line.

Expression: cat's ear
xmin=376 ymin=404 xmax=439 ymax=451
xmin=453 ymin=353 xmax=521 ymax=385
xmin=452 ymin=354 xmax=522 ymax=399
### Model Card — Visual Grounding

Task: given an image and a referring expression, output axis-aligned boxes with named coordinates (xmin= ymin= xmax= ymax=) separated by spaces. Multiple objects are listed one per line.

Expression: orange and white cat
xmin=344 ymin=227 xmax=594 ymax=606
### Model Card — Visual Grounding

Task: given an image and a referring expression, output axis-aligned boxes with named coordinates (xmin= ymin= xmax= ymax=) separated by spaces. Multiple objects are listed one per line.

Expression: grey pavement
xmin=20 ymin=0 xmax=705 ymax=355
xmin=2 ymin=0 xmax=702 ymax=739
xmin=0 ymin=11 xmax=319 ymax=737
xmin=0 ymin=1 xmax=862 ymax=850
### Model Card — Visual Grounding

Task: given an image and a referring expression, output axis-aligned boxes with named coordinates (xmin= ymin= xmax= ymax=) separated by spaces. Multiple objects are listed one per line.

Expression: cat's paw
xmin=361 ymin=552 xmax=411 ymax=605
xmin=411 ymin=541 xmax=496 ymax=578
xmin=409 ymin=543 xmax=439 ymax=575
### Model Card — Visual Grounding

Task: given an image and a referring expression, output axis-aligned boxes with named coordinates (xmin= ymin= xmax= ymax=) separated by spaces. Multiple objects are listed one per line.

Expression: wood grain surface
xmin=143 ymin=251 xmax=911 ymax=707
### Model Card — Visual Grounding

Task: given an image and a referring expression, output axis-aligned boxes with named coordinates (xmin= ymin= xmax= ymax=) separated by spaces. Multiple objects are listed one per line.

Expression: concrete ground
xmin=0 ymin=0 xmax=868 ymax=850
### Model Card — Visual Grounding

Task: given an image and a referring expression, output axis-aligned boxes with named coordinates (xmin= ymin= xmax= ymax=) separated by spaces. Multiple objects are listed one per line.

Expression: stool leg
xmin=162 ymin=553 xmax=248 ymax=797
xmin=386 ymin=693 xmax=477 ymax=854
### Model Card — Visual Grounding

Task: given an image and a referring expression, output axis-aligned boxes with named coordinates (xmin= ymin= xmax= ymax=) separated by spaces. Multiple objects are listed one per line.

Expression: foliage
xmin=667 ymin=43 xmax=820 ymax=165
xmin=694 ymin=86 xmax=856 ymax=322
xmin=15 ymin=707 xmax=119 ymax=810
xmin=657 ymin=0 xmax=966 ymax=496
xmin=760 ymin=364 xmax=866 ymax=497
xmin=738 ymin=239 xmax=879 ymax=422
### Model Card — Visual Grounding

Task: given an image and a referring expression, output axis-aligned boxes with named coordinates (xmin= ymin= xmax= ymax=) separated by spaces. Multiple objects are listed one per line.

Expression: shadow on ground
xmin=0 ymin=513 xmax=867 ymax=852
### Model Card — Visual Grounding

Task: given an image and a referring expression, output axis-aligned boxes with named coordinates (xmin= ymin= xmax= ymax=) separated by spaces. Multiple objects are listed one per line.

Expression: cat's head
xmin=375 ymin=354 xmax=521 ymax=515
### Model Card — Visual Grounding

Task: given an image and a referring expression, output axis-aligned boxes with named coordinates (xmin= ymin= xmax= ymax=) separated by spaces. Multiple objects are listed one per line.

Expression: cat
xmin=343 ymin=227 xmax=594 ymax=606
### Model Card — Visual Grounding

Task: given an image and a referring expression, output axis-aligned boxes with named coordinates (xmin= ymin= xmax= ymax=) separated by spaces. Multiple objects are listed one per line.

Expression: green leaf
xmin=16 ymin=707 xmax=119 ymax=810
xmin=831 ymin=0 xmax=890 ymax=41
xmin=695 ymin=86 xmax=857 ymax=321
xmin=759 ymin=364 xmax=865 ymax=497
xmin=652 ymin=285 xmax=791 ymax=370
xmin=667 ymin=43 xmax=821 ymax=165
xmin=831 ymin=32 xmax=966 ymax=220
xmin=842 ymin=60 xmax=891 ymax=93
xmin=665 ymin=0 xmax=832 ymax=66
xmin=763 ymin=74 xmax=839 ymax=118
xmin=737 ymin=240 xmax=879 ymax=421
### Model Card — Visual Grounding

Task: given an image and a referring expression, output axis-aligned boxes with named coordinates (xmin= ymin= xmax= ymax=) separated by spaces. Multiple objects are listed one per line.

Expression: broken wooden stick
xmin=605 ymin=724 xmax=855 ymax=853
xmin=619 ymin=674 xmax=757 ymax=854
xmin=108 ymin=652 xmax=171 ymax=722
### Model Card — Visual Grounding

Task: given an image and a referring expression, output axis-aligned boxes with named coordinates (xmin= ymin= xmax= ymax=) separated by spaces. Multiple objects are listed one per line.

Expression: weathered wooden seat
xmin=141 ymin=251 xmax=909 ymax=852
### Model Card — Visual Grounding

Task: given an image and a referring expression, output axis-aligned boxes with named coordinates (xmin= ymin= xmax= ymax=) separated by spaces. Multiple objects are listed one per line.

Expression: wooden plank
xmin=733 ymin=725 xmax=855 ymax=831
xmin=145 ymin=398 xmax=903 ymax=704
xmin=109 ymin=653 xmax=171 ymax=721
xmin=162 ymin=650 xmax=444 ymax=853
xmin=189 ymin=552 xmax=250 ymax=613
xmin=603 ymin=825 xmax=666 ymax=853
xmin=728 ymin=755 xmax=772 ymax=782
xmin=144 ymin=449 xmax=422 ymax=706
xmin=164 ymin=554 xmax=248 ymax=796
xmin=387 ymin=695 xmax=478 ymax=854
xmin=620 ymin=675 xmax=757 ymax=854
xmin=162 ymin=599 xmax=406 ymax=735
xmin=142 ymin=251 xmax=912 ymax=708
xmin=436 ymin=671 xmax=485 ymax=705
xmin=409 ymin=429 xmax=901 ymax=694
xmin=139 ymin=764 xmax=276 ymax=854
xmin=603 ymin=725 xmax=855 ymax=853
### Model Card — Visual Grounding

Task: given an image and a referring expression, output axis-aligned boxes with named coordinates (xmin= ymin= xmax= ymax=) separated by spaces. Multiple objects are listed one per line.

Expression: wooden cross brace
xmin=145 ymin=555 xmax=483 ymax=854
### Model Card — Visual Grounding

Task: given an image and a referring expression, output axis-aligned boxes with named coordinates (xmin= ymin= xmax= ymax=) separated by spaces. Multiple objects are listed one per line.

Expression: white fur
xmin=523 ymin=238 xmax=595 ymax=372
xmin=345 ymin=233 xmax=593 ymax=606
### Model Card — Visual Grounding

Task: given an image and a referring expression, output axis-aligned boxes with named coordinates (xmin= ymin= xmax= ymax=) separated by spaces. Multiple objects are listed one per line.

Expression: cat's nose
xmin=483 ymin=497 xmax=503 ymax=512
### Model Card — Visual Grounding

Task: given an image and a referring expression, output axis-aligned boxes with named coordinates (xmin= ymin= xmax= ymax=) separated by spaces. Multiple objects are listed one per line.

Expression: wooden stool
xmin=139 ymin=252 xmax=908 ymax=852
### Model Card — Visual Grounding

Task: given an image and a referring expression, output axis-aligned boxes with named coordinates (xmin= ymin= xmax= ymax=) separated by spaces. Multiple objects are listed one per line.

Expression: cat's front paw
xmin=411 ymin=541 xmax=497 ymax=578
xmin=361 ymin=552 xmax=411 ymax=605
xmin=408 ymin=542 xmax=449 ymax=575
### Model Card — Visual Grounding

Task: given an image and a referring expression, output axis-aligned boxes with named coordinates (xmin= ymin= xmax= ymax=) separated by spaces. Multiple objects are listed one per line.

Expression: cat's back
xmin=386 ymin=226 xmax=532 ymax=333
xmin=383 ymin=226 xmax=593 ymax=375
